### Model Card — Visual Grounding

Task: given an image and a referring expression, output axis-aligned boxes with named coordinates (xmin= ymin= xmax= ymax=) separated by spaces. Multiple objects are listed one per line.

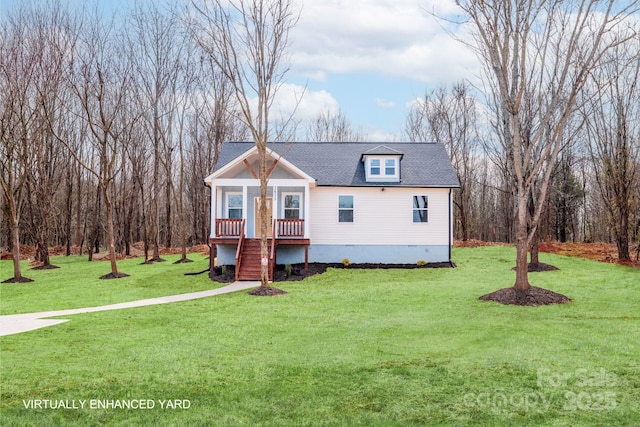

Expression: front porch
xmin=204 ymin=146 xmax=316 ymax=280
xmin=210 ymin=218 xmax=310 ymax=281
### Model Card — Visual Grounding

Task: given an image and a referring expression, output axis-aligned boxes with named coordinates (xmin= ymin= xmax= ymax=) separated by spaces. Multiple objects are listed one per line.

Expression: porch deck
xmin=210 ymin=218 xmax=310 ymax=280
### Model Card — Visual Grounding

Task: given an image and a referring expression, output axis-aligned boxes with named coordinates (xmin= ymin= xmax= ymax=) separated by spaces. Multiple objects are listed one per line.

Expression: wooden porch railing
xmin=234 ymin=219 xmax=246 ymax=279
xmin=276 ymin=218 xmax=305 ymax=237
xmin=270 ymin=219 xmax=276 ymax=280
xmin=216 ymin=218 xmax=244 ymax=237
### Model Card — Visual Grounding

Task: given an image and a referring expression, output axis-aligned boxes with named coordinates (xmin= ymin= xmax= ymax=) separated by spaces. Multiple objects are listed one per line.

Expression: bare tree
xmin=129 ymin=2 xmax=186 ymax=262
xmin=406 ymin=82 xmax=478 ymax=241
xmin=0 ymin=5 xmax=40 ymax=283
xmin=57 ymin=10 xmax=135 ymax=279
xmin=306 ymin=109 xmax=363 ymax=142
xmin=456 ymin=0 xmax=639 ymax=303
xmin=190 ymin=0 xmax=299 ymax=291
xmin=583 ymin=41 xmax=640 ymax=261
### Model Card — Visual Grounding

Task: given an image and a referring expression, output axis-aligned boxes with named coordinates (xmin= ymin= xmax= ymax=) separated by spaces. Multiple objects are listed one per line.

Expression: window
xmin=364 ymin=156 xmax=400 ymax=182
xmin=338 ymin=195 xmax=354 ymax=223
xmin=370 ymin=159 xmax=381 ymax=175
xmin=283 ymin=194 xmax=301 ymax=219
xmin=385 ymin=159 xmax=396 ymax=175
xmin=413 ymin=195 xmax=428 ymax=223
xmin=227 ymin=193 xmax=243 ymax=219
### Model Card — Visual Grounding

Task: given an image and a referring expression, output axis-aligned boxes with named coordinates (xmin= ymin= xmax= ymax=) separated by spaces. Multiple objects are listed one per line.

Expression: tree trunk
xmin=165 ymin=162 xmax=172 ymax=248
xmin=259 ymin=149 xmax=269 ymax=287
xmin=617 ymin=212 xmax=631 ymax=260
xmin=528 ymin=192 xmax=539 ymax=266
xmin=103 ymin=184 xmax=119 ymax=275
xmin=64 ymin=166 xmax=73 ymax=256
xmin=530 ymin=228 xmax=540 ymax=266
xmin=514 ymin=194 xmax=531 ymax=291
xmin=10 ymin=215 xmax=23 ymax=280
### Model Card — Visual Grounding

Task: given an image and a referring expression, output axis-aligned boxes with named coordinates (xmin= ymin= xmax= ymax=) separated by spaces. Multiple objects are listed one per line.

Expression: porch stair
xmin=237 ymin=238 xmax=273 ymax=281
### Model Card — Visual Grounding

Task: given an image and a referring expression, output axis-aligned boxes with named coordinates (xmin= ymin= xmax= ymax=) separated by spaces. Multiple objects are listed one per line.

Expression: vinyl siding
xmin=309 ymin=187 xmax=450 ymax=246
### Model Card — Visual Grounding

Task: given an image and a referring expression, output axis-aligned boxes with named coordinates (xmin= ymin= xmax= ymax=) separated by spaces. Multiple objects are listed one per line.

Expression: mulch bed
xmin=479 ymin=286 xmax=572 ymax=306
xmin=30 ymin=264 xmax=60 ymax=270
xmin=511 ymin=262 xmax=559 ymax=272
xmin=99 ymin=272 xmax=130 ymax=280
xmin=209 ymin=262 xmax=455 ymax=283
xmin=248 ymin=286 xmax=287 ymax=296
xmin=1 ymin=277 xmax=34 ymax=284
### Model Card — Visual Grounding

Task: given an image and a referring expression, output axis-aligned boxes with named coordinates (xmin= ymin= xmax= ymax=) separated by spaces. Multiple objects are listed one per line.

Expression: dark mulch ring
xmin=2 ymin=276 xmax=34 ymax=284
xmin=511 ymin=262 xmax=559 ymax=272
xmin=31 ymin=264 xmax=61 ymax=270
xmin=173 ymin=258 xmax=194 ymax=264
xmin=479 ymin=286 xmax=572 ymax=306
xmin=248 ymin=286 xmax=287 ymax=296
xmin=209 ymin=261 xmax=454 ymax=283
xmin=140 ymin=257 xmax=167 ymax=265
xmin=99 ymin=272 xmax=130 ymax=280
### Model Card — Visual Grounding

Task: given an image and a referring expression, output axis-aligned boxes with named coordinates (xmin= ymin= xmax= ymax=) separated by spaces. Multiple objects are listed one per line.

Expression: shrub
xmin=416 ymin=260 xmax=427 ymax=267
xmin=342 ymin=258 xmax=351 ymax=267
xmin=285 ymin=264 xmax=292 ymax=278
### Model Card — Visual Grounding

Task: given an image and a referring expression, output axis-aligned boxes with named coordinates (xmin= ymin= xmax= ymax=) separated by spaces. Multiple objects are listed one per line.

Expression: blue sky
xmin=0 ymin=0 xmax=480 ymax=141
xmin=284 ymin=0 xmax=480 ymax=140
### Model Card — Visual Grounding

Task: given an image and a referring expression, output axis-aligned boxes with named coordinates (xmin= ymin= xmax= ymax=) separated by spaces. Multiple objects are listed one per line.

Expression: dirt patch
xmin=1 ymin=276 xmax=34 ymax=284
xmin=30 ymin=264 xmax=61 ymax=270
xmin=511 ymin=262 xmax=559 ymax=272
xmin=479 ymin=286 xmax=572 ymax=306
xmin=538 ymin=242 xmax=640 ymax=269
xmin=248 ymin=286 xmax=287 ymax=296
xmin=455 ymin=239 xmax=511 ymax=248
xmin=99 ymin=272 xmax=130 ymax=280
xmin=173 ymin=258 xmax=194 ymax=264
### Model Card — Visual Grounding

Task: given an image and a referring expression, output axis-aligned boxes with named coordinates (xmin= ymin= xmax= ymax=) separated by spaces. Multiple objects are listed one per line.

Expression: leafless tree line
xmin=406 ymin=78 xmax=640 ymax=254
xmin=1 ymin=0 xmax=639 ymax=285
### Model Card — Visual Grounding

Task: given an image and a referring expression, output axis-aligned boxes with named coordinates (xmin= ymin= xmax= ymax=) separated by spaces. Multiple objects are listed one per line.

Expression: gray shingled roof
xmin=214 ymin=142 xmax=460 ymax=188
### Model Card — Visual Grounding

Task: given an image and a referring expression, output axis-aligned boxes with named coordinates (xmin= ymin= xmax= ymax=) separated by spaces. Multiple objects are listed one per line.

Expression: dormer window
xmin=364 ymin=156 xmax=400 ymax=182
xmin=362 ymin=145 xmax=403 ymax=183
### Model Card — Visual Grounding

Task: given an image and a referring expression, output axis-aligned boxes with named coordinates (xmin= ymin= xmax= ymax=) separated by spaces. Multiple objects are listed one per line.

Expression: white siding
xmin=309 ymin=187 xmax=451 ymax=246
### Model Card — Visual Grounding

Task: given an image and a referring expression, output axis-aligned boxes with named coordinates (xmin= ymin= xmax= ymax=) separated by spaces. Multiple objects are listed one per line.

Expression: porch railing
xmin=216 ymin=218 xmax=244 ymax=237
xmin=234 ymin=219 xmax=246 ymax=279
xmin=276 ymin=219 xmax=305 ymax=238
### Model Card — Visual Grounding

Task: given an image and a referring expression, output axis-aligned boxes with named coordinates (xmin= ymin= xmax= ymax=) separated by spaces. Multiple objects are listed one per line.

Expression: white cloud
xmin=375 ymin=98 xmax=395 ymax=108
xmin=290 ymin=0 xmax=480 ymax=84
xmin=271 ymin=83 xmax=339 ymax=121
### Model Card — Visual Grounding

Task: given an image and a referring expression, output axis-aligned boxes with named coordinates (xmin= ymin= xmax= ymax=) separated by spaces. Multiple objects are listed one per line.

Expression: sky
xmin=0 ymin=0 xmax=482 ymax=141
xmin=282 ymin=0 xmax=481 ymax=140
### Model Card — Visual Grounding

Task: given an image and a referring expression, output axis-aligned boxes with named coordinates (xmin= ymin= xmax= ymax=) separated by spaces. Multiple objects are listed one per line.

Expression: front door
xmin=254 ymin=198 xmax=273 ymax=238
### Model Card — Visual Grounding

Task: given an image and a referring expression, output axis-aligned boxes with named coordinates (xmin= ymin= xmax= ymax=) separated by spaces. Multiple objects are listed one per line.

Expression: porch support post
xmin=272 ymin=185 xmax=278 ymax=237
xmin=242 ymin=185 xmax=248 ymax=234
xmin=210 ymin=183 xmax=217 ymax=238
xmin=304 ymin=182 xmax=310 ymax=238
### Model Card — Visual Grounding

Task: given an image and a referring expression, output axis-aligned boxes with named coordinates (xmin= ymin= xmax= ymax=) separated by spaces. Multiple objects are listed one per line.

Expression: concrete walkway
xmin=0 ymin=281 xmax=260 ymax=337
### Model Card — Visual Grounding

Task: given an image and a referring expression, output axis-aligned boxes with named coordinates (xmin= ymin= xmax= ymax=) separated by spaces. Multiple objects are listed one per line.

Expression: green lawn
xmin=1 ymin=247 xmax=639 ymax=426
xmin=0 ymin=254 xmax=214 ymax=315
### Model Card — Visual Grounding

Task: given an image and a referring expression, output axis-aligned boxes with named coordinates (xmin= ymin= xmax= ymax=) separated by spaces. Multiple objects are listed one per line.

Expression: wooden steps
xmin=237 ymin=238 xmax=273 ymax=281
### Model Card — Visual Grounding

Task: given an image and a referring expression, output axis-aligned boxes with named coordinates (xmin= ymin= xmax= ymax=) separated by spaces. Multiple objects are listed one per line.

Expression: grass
xmin=1 ymin=247 xmax=639 ymax=426
xmin=0 ymin=254 xmax=214 ymax=315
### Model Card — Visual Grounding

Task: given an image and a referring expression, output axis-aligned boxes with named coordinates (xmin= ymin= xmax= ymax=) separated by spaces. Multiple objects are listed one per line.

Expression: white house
xmin=204 ymin=142 xmax=460 ymax=280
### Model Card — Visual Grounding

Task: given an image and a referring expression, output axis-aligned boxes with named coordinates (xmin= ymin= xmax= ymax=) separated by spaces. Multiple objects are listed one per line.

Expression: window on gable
xmin=413 ymin=195 xmax=428 ymax=223
xmin=227 ymin=193 xmax=243 ymax=218
xmin=338 ymin=195 xmax=354 ymax=223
